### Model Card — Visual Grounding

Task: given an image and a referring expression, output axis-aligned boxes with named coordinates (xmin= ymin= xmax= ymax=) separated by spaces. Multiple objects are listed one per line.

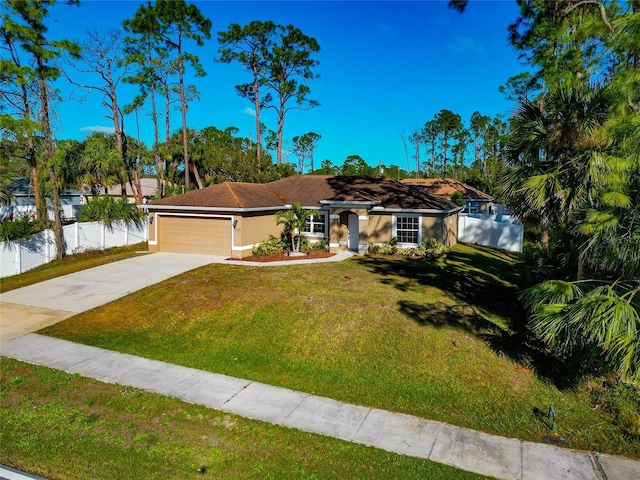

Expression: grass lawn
xmin=39 ymin=243 xmax=640 ymax=458
xmin=0 ymin=243 xmax=148 ymax=293
xmin=0 ymin=358 xmax=486 ymax=480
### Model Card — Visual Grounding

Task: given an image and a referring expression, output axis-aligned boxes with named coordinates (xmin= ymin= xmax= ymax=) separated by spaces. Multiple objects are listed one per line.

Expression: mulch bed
xmin=230 ymin=251 xmax=335 ymax=263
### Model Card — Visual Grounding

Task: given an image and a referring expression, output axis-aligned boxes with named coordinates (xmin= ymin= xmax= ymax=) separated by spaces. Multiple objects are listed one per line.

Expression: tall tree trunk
xmin=178 ymin=57 xmax=191 ymax=189
xmin=252 ymin=68 xmax=262 ymax=171
xmin=150 ymin=83 xmax=164 ymax=198
xmin=37 ymin=69 xmax=63 ymax=260
xmin=541 ymin=227 xmax=549 ymax=245
xmin=20 ymin=83 xmax=46 ymax=220
xmin=442 ymin=136 xmax=448 ymax=179
xmin=164 ymin=85 xmax=171 ymax=187
xmin=192 ymin=163 xmax=203 ymax=189
xmin=276 ymin=97 xmax=286 ymax=165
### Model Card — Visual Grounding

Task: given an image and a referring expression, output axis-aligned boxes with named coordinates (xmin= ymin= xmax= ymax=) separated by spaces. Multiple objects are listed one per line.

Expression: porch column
xmin=329 ymin=214 xmax=341 ymax=253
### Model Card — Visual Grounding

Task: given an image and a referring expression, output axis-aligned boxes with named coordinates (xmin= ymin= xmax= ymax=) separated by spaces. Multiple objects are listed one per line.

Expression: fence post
xmin=16 ymin=242 xmax=22 ymax=275
xmin=124 ymin=222 xmax=129 ymax=246
xmin=75 ymin=221 xmax=80 ymax=251
xmin=100 ymin=222 xmax=105 ymax=250
xmin=45 ymin=229 xmax=51 ymax=262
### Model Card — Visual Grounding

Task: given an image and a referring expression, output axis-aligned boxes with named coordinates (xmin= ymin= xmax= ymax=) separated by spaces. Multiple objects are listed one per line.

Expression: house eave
xmin=372 ymin=206 xmax=464 ymax=215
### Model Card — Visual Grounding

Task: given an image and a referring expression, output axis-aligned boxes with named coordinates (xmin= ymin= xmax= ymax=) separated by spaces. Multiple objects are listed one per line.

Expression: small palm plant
xmin=276 ymin=202 xmax=312 ymax=254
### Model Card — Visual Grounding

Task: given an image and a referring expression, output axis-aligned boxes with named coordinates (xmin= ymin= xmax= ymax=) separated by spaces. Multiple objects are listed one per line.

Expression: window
xmin=396 ymin=216 xmax=419 ymax=244
xmin=467 ymin=202 xmax=479 ymax=214
xmin=304 ymin=213 xmax=326 ymax=235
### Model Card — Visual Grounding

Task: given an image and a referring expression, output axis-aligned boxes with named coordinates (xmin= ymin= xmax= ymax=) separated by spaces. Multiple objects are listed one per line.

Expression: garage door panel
xmin=158 ymin=216 xmax=231 ymax=255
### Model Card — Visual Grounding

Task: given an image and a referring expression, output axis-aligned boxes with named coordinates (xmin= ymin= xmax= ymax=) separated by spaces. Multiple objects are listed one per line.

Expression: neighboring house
xmin=0 ymin=177 xmax=85 ymax=222
xmin=143 ymin=175 xmax=462 ymax=259
xmin=100 ymin=177 xmax=158 ymax=204
xmin=401 ymin=178 xmax=498 ymax=214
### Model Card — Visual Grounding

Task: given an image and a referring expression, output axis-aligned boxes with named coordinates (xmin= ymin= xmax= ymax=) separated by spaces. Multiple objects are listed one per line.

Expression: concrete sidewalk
xmin=2 ymin=334 xmax=638 ymax=480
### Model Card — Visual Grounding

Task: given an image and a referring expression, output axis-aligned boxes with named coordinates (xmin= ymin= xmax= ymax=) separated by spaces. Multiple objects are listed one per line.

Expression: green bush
xmin=0 ymin=215 xmax=43 ymax=242
xmin=368 ymin=238 xmax=449 ymax=260
xmin=422 ymin=238 xmax=450 ymax=260
xmin=306 ymin=238 xmax=329 ymax=252
xmin=252 ymin=235 xmax=286 ymax=257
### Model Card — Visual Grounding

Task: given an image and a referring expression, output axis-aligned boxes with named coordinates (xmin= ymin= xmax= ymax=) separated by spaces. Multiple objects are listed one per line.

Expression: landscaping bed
xmin=231 ymin=251 xmax=335 ymax=262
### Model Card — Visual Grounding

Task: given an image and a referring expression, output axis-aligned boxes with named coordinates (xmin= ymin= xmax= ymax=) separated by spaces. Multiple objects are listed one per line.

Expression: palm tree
xmin=276 ymin=202 xmax=312 ymax=254
xmin=79 ymin=132 xmax=126 ymax=196
xmin=509 ymin=84 xmax=640 ymax=381
xmin=500 ymin=85 xmax=612 ymax=245
xmin=522 ymin=279 xmax=640 ymax=381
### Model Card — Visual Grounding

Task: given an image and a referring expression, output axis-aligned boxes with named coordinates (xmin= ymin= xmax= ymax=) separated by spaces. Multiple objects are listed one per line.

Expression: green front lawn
xmin=0 ymin=358 xmax=484 ymax=480
xmin=0 ymin=243 xmax=148 ymax=293
xmin=40 ymin=243 xmax=640 ymax=457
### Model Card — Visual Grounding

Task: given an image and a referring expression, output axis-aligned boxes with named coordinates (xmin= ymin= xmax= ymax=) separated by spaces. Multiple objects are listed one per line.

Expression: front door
xmin=348 ymin=213 xmax=359 ymax=250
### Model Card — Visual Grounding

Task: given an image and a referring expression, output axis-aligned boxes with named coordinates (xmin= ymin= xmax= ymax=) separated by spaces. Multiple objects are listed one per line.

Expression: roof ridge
xmin=225 ymin=182 xmax=242 ymax=207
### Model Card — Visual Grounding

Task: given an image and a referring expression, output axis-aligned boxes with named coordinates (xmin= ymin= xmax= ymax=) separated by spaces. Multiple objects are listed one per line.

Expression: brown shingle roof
xmin=400 ymin=178 xmax=493 ymax=201
xmin=149 ymin=176 xmax=459 ymax=211
xmin=149 ymin=182 xmax=285 ymax=209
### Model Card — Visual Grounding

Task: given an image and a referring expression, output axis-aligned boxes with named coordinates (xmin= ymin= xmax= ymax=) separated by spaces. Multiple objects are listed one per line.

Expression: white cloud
xmin=243 ymin=107 xmax=256 ymax=117
xmin=79 ymin=125 xmax=115 ymax=134
xmin=446 ymin=37 xmax=485 ymax=54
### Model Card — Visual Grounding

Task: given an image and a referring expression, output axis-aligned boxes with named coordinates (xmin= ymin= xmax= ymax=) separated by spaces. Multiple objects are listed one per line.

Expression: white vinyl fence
xmin=0 ymin=221 xmax=148 ymax=278
xmin=458 ymin=214 xmax=523 ymax=253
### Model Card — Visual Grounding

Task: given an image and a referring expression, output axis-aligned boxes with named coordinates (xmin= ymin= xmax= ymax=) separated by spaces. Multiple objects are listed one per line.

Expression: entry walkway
xmin=2 ymin=333 xmax=639 ymax=480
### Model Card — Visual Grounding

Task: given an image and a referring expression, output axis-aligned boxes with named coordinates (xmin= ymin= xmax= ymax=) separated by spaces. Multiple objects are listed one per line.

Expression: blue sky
xmin=46 ymin=0 xmax=525 ymax=170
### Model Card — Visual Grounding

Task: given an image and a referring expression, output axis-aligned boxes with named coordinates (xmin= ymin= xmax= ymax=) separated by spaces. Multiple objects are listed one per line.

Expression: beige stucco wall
xmin=235 ymin=212 xmax=281 ymax=247
xmin=367 ymin=214 xmax=393 ymax=244
xmin=443 ymin=212 xmax=459 ymax=247
xmin=421 ymin=216 xmax=440 ymax=242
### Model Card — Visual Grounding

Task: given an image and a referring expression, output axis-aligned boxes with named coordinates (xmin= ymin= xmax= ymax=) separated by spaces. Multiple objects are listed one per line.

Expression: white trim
xmin=374 ymin=207 xmax=464 ymax=214
xmin=232 ymin=244 xmax=255 ymax=252
xmin=393 ymin=214 xmax=422 ymax=247
xmin=303 ymin=212 xmax=327 ymax=237
xmin=357 ymin=244 xmax=369 ymax=250
xmin=329 ymin=242 xmax=340 ymax=248
xmin=358 ymin=215 xmax=369 ymax=220
xmin=338 ymin=241 xmax=347 ymax=246
xmin=329 ymin=214 xmax=340 ymax=220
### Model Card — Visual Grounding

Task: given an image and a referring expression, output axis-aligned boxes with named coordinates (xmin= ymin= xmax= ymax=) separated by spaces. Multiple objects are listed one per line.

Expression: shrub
xmin=368 ymin=238 xmax=449 ymax=260
xmin=306 ymin=238 xmax=329 ymax=252
xmin=252 ymin=235 xmax=286 ymax=257
xmin=423 ymin=238 xmax=449 ymax=260
xmin=0 ymin=214 xmax=42 ymax=242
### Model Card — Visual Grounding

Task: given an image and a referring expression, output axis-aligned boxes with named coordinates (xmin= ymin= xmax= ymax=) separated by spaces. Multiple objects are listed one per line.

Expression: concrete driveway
xmin=0 ymin=252 xmax=222 ymax=342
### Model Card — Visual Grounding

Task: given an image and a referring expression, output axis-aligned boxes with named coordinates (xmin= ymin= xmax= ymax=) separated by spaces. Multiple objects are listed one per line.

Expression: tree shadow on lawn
xmin=356 ymin=252 xmax=583 ymax=389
